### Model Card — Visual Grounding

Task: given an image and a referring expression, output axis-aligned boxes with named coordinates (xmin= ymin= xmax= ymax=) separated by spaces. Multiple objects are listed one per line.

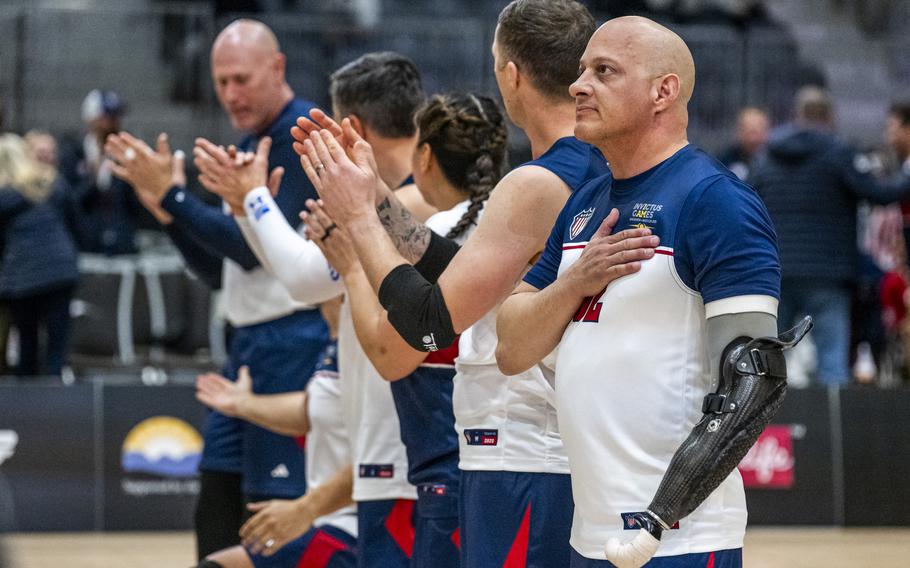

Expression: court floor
xmin=4 ymin=528 xmax=910 ymax=568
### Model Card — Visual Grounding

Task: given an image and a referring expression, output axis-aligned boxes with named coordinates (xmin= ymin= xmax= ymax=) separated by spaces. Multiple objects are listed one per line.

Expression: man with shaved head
xmin=498 ymin=16 xmax=810 ymax=567
xmin=105 ymin=18 xmax=330 ymax=562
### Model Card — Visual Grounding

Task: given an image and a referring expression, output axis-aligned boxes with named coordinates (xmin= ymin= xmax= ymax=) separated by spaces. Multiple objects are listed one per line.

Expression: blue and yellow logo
xmin=121 ymin=416 xmax=202 ymax=478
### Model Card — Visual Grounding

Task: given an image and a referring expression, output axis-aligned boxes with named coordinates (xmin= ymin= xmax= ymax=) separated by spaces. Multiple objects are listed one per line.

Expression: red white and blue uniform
xmin=248 ymin=342 xmax=357 ymax=568
xmin=162 ymin=98 xmax=331 ymax=501
xmin=355 ymin=199 xmax=468 ymax=568
xmin=456 ymin=137 xmax=609 ymax=567
xmin=524 ymin=145 xmax=779 ymax=566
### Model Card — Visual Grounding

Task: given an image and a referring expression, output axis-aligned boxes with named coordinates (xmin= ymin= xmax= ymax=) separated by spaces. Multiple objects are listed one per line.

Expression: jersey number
xmin=573 ymin=288 xmax=605 ymax=323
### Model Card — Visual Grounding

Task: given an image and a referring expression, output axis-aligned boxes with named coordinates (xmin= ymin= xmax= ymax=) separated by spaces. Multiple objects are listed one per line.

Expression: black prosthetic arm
xmin=639 ymin=316 xmax=813 ymax=535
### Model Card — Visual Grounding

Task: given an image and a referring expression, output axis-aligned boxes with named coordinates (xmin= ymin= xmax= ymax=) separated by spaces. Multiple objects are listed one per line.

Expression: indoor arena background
xmin=0 ymin=0 xmax=909 ymax=566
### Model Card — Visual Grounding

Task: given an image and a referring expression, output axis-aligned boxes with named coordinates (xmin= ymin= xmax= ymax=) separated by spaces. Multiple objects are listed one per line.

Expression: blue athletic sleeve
xmin=675 ymin=176 xmax=781 ymax=303
xmin=524 ymin=208 xmax=569 ymax=290
xmin=164 ymin=222 xmax=224 ymax=289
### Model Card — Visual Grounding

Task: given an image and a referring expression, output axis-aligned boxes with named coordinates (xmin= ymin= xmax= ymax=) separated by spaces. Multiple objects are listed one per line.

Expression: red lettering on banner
xmin=738 ymin=425 xmax=794 ymax=489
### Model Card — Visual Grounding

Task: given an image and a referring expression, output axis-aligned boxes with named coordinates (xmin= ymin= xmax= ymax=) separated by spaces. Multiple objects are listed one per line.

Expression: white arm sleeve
xmin=237 ymin=186 xmax=344 ymax=305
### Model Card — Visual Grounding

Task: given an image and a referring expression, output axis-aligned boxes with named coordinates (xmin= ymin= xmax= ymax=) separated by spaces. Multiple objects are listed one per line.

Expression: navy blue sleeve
xmin=524 ymin=205 xmax=569 ymax=290
xmin=164 ymin=222 xmax=224 ymax=290
xmin=675 ymin=176 xmax=781 ymax=303
xmin=160 ymin=186 xmax=261 ymax=270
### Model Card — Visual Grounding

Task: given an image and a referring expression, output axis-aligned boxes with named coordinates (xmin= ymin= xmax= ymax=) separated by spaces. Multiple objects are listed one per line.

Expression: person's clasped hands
xmin=193 ymin=136 xmax=283 ymax=216
xmin=291 ymin=109 xmax=390 ymax=226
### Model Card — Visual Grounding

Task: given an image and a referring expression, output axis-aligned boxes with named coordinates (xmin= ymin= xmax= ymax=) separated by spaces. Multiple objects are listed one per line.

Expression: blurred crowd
xmin=1 ymin=81 xmax=909 ymax=387
xmin=0 ymin=90 xmax=160 ymax=378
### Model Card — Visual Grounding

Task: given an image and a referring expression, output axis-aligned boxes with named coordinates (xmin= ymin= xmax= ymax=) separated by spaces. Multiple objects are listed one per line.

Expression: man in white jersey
xmin=294 ymin=2 xmax=657 ymax=565
xmin=497 ymin=16 xmax=810 ymax=568
xmin=105 ymin=20 xmax=330 ymax=560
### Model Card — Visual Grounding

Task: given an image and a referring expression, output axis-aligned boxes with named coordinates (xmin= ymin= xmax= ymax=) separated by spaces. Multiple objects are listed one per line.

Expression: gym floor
xmin=4 ymin=528 xmax=910 ymax=568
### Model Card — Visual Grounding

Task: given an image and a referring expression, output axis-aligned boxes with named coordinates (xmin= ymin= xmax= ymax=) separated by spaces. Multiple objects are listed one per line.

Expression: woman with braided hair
xmin=300 ymin=92 xmax=506 ymax=567
xmin=410 ymin=93 xmax=507 ymax=241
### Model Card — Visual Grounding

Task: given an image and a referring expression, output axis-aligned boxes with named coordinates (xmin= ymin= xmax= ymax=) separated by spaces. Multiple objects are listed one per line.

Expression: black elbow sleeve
xmin=378 ymin=264 xmax=458 ymax=352
xmin=413 ymin=231 xmax=460 ymax=283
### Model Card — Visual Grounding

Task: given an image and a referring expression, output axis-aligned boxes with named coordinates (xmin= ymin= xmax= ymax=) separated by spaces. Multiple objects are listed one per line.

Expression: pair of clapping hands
xmin=102 ymin=109 xmax=380 ymax=271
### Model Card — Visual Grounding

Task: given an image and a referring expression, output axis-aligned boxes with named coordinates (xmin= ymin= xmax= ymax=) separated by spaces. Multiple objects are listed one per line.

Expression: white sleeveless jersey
xmin=340 ymin=199 xmax=471 ymax=502
xmin=453 ymin=300 xmax=569 ymax=473
xmin=451 ymin=216 xmax=569 ymax=474
xmin=338 ymin=300 xmax=416 ymax=502
xmin=524 ymin=145 xmax=781 ymax=559
xmin=452 ymin=137 xmax=613 ymax=474
xmin=305 ymin=361 xmax=358 ymax=536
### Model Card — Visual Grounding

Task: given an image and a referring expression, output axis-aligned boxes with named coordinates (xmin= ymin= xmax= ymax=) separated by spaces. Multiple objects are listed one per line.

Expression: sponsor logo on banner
xmin=738 ymin=424 xmax=794 ymax=489
xmin=120 ymin=416 xmax=202 ymax=496
xmin=0 ymin=430 xmax=18 ymax=465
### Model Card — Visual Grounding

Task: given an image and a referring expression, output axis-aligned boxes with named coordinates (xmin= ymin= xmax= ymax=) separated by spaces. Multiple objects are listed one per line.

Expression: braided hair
xmin=415 ymin=93 xmax=508 ymax=240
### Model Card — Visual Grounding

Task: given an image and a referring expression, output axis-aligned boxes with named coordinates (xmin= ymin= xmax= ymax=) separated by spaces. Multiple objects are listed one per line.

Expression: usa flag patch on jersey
xmin=359 ymin=463 xmax=394 ymax=478
xmin=569 ymin=207 xmax=595 ymax=239
xmin=464 ymin=429 xmax=498 ymax=446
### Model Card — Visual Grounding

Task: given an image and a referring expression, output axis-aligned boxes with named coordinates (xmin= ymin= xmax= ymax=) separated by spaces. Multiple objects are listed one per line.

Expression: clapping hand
xmin=194 ymin=136 xmax=284 ymax=216
xmin=301 ymin=198 xmax=360 ymax=277
xmin=105 ymin=132 xmax=183 ymax=223
xmin=195 ymin=366 xmax=254 ymax=418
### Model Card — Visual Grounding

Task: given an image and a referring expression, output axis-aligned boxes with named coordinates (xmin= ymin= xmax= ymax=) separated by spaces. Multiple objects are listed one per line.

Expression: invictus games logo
xmin=628 ymin=202 xmax=663 ymax=228
xmin=569 ymin=208 xmax=595 ymax=240
xmin=0 ymin=430 xmax=18 ymax=466
xmin=120 ymin=416 xmax=202 ymax=497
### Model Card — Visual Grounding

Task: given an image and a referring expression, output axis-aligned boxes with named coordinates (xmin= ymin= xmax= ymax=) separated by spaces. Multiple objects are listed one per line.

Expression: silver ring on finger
xmin=265 ymin=538 xmax=275 ymax=549
xmin=314 ymin=162 xmax=325 ymax=174
xmin=124 ymin=148 xmax=136 ymax=161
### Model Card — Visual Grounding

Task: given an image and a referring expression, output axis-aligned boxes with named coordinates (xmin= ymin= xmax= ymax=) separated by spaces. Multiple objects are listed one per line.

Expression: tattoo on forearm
xmin=376 ymin=197 xmax=431 ymax=263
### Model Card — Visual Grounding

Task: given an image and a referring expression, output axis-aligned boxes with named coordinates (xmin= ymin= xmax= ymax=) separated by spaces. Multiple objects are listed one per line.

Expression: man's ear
xmin=506 ymin=60 xmax=520 ymax=91
xmin=273 ymin=53 xmax=287 ymax=84
xmin=347 ymin=114 xmax=366 ymax=140
xmin=653 ymin=74 xmax=680 ymax=112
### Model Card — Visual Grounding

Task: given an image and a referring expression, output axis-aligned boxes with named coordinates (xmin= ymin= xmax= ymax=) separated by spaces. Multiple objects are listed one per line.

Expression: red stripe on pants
xmin=384 ymin=499 xmax=416 ymax=558
xmin=503 ymin=503 xmax=531 ymax=568
xmin=297 ymin=530 xmax=347 ymax=568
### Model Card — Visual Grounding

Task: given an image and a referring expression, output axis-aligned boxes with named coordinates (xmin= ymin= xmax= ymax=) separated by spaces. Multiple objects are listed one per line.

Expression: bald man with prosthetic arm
xmin=497 ymin=17 xmax=811 ymax=568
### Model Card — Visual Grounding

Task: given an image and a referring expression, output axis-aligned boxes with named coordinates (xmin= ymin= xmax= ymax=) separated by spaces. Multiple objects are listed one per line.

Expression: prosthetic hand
xmin=605 ymin=316 xmax=813 ymax=567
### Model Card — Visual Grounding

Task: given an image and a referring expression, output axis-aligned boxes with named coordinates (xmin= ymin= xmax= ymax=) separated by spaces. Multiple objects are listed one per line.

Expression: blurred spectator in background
xmin=888 ymin=101 xmax=910 ymax=253
xmin=0 ymin=134 xmax=79 ymax=377
xmin=57 ymin=89 xmax=142 ymax=255
xmin=24 ymin=131 xmax=58 ymax=170
xmin=719 ymin=106 xmax=769 ymax=180
xmin=750 ymin=87 xmax=910 ymax=386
